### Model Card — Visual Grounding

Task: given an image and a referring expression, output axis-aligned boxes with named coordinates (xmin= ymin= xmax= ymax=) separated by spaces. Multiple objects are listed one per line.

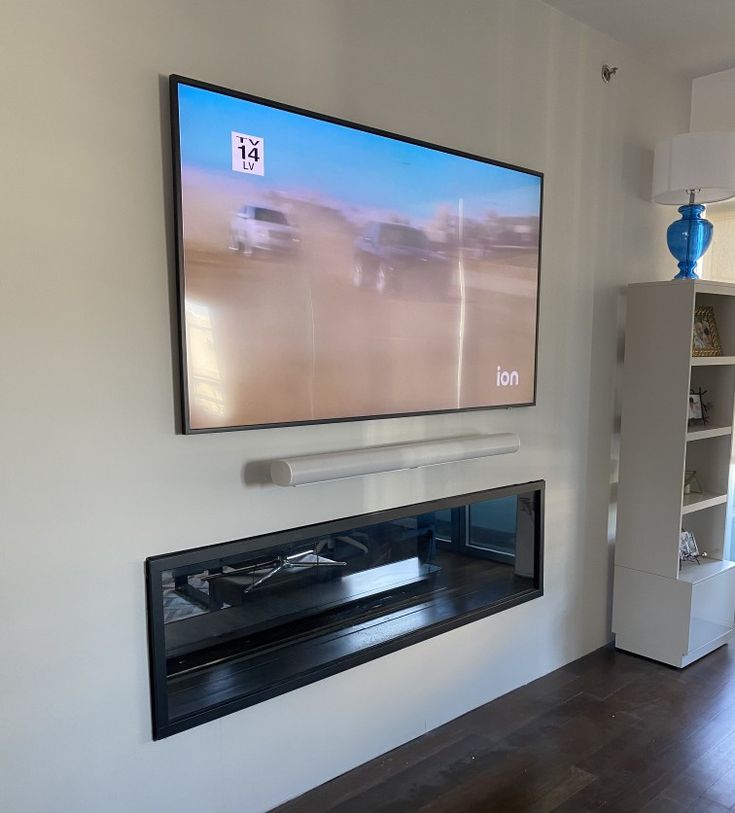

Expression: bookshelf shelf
xmin=686 ymin=424 xmax=732 ymax=441
xmin=691 ymin=356 xmax=735 ymax=367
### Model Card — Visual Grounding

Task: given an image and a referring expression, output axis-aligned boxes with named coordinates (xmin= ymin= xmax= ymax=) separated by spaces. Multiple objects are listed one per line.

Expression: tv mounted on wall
xmin=171 ymin=75 xmax=543 ymax=433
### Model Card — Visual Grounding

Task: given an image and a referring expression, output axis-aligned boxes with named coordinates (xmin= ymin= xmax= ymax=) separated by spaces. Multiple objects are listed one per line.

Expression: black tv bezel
xmin=170 ymin=74 xmax=544 ymax=434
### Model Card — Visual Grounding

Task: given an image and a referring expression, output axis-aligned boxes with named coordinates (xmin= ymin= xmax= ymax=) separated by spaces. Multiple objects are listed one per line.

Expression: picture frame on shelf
xmin=687 ymin=388 xmax=709 ymax=425
xmin=679 ymin=530 xmax=700 ymax=565
xmin=692 ymin=305 xmax=722 ymax=357
xmin=688 ymin=392 xmax=703 ymax=421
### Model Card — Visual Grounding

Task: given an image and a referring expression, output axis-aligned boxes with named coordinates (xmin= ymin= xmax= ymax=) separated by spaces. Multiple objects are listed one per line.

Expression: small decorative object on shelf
xmin=687 ymin=388 xmax=710 ymax=425
xmin=692 ymin=305 xmax=722 ymax=357
xmin=679 ymin=530 xmax=701 ymax=565
xmin=683 ymin=470 xmax=703 ymax=495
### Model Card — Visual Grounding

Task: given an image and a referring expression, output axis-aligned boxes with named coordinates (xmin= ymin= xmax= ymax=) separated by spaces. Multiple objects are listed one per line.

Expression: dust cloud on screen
xmin=175 ymin=82 xmax=541 ymax=431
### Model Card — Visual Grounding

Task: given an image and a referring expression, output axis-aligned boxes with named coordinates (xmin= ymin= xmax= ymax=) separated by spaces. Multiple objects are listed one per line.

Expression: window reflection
xmin=186 ymin=300 xmax=224 ymax=418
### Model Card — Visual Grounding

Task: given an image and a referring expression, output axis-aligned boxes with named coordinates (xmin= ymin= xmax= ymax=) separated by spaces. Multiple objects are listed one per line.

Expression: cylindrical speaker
xmin=269 ymin=433 xmax=521 ymax=486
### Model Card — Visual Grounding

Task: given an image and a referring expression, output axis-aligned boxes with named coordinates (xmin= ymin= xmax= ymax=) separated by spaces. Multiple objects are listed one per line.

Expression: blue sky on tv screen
xmin=177 ymin=83 xmax=541 ymax=221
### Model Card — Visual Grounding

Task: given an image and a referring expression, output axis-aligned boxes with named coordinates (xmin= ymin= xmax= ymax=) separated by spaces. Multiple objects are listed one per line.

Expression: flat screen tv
xmin=171 ymin=75 xmax=543 ymax=433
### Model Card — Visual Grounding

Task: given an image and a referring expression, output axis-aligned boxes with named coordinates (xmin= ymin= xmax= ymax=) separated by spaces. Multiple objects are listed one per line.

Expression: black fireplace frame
xmin=146 ymin=480 xmax=544 ymax=739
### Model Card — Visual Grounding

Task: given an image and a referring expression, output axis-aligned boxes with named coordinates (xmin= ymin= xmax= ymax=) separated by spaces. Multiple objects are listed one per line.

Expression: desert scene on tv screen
xmin=177 ymin=83 xmax=541 ymax=430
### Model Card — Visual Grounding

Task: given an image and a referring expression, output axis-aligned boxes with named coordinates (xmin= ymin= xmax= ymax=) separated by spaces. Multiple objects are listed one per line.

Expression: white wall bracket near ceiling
xmin=269 ymin=433 xmax=521 ymax=487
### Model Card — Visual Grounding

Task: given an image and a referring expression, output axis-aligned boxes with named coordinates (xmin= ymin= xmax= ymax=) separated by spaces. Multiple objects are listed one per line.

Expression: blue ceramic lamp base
xmin=667 ymin=203 xmax=713 ymax=280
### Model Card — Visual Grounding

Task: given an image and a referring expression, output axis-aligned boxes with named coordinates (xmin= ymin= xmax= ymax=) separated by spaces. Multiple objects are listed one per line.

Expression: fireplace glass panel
xmin=146 ymin=481 xmax=543 ymax=738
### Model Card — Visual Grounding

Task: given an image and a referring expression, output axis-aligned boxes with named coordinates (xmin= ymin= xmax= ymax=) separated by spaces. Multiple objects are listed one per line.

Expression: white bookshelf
xmin=612 ymin=279 xmax=735 ymax=667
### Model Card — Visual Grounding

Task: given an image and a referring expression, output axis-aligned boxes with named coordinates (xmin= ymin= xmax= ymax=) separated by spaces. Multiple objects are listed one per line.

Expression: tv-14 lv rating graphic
xmin=231 ymin=131 xmax=264 ymax=175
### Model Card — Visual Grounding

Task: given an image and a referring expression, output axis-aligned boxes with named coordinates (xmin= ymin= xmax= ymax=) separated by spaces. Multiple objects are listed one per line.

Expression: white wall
xmin=0 ymin=2 xmax=689 ymax=811
xmin=690 ymin=67 xmax=735 ymax=282
xmin=691 ymin=67 xmax=735 ymax=132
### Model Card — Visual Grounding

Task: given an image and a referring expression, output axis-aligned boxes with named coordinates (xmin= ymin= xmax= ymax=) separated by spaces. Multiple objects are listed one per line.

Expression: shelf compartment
xmin=688 ymin=364 xmax=735 ymax=430
xmin=681 ymin=502 xmax=728 ymax=564
xmin=686 ymin=423 xmax=733 ymax=441
xmin=684 ymin=433 xmax=731 ymax=509
xmin=678 ymin=558 xmax=735 ymax=584
xmin=695 ymin=291 xmax=735 ymax=359
xmin=682 ymin=492 xmax=728 ymax=514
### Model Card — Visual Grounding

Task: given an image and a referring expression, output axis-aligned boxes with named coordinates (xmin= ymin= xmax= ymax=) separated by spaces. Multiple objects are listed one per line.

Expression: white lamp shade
xmin=652 ymin=131 xmax=735 ymax=205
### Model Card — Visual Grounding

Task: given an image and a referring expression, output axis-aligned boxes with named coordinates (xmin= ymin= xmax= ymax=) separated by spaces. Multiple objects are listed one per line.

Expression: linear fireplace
xmin=146 ymin=481 xmax=544 ymax=738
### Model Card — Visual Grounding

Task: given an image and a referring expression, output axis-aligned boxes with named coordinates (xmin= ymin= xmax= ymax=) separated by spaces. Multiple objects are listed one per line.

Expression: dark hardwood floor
xmin=272 ymin=643 xmax=735 ymax=812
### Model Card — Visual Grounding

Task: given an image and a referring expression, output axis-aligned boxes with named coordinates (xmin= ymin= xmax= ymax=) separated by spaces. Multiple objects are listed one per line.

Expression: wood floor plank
xmin=703 ymin=762 xmax=735 ymax=809
xmin=640 ymin=727 xmax=735 ymax=810
xmin=271 ymin=644 xmax=735 ymax=813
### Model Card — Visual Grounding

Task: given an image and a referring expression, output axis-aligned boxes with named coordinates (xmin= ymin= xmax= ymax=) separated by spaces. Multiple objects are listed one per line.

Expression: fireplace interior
xmin=146 ymin=481 xmax=544 ymax=738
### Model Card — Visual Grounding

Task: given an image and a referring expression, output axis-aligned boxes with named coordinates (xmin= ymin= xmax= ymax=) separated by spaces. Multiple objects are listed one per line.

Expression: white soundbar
xmin=269 ymin=433 xmax=520 ymax=487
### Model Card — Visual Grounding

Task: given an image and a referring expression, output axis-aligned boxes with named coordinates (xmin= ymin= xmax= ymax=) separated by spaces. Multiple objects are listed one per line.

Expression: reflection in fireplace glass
xmin=146 ymin=482 xmax=543 ymax=738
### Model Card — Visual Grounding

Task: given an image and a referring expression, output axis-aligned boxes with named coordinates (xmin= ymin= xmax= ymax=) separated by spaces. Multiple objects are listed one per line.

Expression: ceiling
xmin=543 ymin=0 xmax=735 ymax=78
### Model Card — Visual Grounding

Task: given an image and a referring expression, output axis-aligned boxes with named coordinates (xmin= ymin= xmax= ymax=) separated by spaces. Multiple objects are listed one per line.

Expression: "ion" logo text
xmin=496 ymin=366 xmax=520 ymax=387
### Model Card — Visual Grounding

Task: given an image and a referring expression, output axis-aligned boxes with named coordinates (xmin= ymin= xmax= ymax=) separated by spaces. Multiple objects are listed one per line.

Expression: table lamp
xmin=652 ymin=131 xmax=735 ymax=279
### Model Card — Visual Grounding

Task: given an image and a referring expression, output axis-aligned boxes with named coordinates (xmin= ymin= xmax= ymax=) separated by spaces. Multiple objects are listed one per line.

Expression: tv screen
xmin=171 ymin=75 xmax=542 ymax=432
